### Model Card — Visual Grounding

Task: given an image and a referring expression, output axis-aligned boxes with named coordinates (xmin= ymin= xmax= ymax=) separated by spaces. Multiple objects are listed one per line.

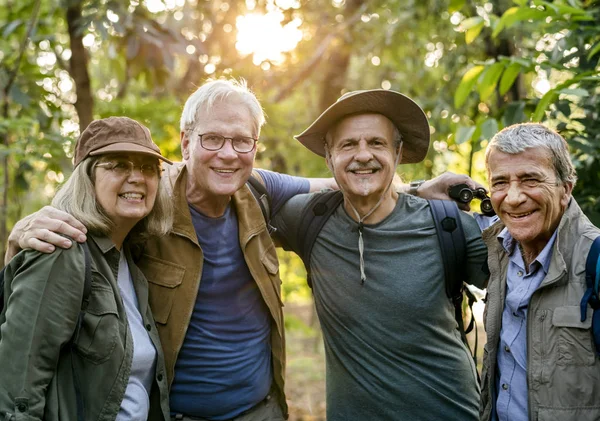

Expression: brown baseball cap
xmin=73 ymin=116 xmax=172 ymax=167
xmin=295 ymin=89 xmax=430 ymax=164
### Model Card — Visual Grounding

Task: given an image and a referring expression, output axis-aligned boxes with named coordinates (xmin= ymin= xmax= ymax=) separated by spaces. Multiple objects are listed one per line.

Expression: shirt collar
xmin=497 ymin=228 xmax=558 ymax=274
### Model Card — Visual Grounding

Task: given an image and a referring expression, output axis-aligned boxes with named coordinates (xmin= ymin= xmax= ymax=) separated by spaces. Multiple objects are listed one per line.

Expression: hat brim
xmin=295 ymin=90 xmax=430 ymax=164
xmin=89 ymin=143 xmax=173 ymax=164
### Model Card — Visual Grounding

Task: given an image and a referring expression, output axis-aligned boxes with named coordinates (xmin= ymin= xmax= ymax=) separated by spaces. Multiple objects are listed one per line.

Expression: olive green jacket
xmin=136 ymin=163 xmax=288 ymax=417
xmin=0 ymin=235 xmax=170 ymax=421
xmin=480 ymin=199 xmax=600 ymax=421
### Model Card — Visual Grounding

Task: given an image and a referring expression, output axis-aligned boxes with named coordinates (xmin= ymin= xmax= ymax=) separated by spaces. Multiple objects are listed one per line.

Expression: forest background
xmin=1 ymin=0 xmax=599 ymax=419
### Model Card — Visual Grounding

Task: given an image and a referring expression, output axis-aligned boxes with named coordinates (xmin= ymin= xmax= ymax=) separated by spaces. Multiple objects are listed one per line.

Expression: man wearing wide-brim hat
xmin=273 ymin=89 xmax=489 ymax=421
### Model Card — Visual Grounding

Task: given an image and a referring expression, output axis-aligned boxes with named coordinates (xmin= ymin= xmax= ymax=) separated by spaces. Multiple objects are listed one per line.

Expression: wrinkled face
xmin=94 ymin=153 xmax=160 ymax=231
xmin=182 ymin=97 xmax=257 ymax=201
xmin=487 ymin=147 xmax=572 ymax=254
xmin=325 ymin=113 xmax=399 ymax=203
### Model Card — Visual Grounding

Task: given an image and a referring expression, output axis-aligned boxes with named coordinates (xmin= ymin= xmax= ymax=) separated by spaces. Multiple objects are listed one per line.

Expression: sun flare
xmin=236 ymin=12 xmax=303 ymax=65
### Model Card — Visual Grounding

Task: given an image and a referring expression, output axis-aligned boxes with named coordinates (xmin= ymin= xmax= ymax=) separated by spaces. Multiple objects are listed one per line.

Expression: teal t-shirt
xmin=273 ymin=192 xmax=487 ymax=421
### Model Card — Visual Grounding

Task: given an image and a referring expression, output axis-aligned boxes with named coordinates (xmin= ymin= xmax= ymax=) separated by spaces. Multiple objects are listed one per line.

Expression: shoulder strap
xmin=428 ymin=199 xmax=466 ymax=301
xmin=581 ymin=236 xmax=600 ymax=355
xmin=247 ymin=173 xmax=275 ymax=234
xmin=296 ymin=190 xmax=344 ymax=289
xmin=0 ymin=267 xmax=5 ymax=314
xmin=428 ymin=199 xmax=479 ymax=369
xmin=73 ymin=240 xmax=93 ymax=421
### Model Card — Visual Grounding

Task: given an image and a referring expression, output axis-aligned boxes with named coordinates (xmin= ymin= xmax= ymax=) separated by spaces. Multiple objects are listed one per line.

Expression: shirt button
xmin=504 ymin=345 xmax=510 ymax=353
xmin=502 ymin=383 xmax=509 ymax=390
xmin=157 ymin=373 xmax=163 ymax=381
xmin=517 ymin=270 xmax=523 ymax=277
xmin=17 ymin=403 xmax=27 ymax=412
xmin=146 ymin=324 xmax=152 ymax=331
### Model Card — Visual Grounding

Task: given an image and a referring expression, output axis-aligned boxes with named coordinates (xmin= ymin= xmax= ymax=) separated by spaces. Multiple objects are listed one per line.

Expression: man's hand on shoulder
xmin=5 ymin=206 xmax=87 ymax=265
xmin=406 ymin=172 xmax=487 ymax=211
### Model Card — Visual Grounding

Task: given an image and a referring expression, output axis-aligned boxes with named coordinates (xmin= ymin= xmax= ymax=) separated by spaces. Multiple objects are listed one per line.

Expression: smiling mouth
xmin=214 ymin=169 xmax=236 ymax=174
xmin=119 ymin=193 xmax=144 ymax=200
xmin=350 ymin=169 xmax=379 ymax=175
xmin=508 ymin=210 xmax=535 ymax=219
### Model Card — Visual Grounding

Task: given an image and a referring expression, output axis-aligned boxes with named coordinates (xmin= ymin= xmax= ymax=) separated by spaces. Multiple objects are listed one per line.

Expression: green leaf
xmin=455 ymin=125 xmax=476 ymax=144
xmin=558 ymin=88 xmax=589 ymax=97
xmin=448 ymin=0 xmax=466 ymax=13
xmin=492 ymin=6 xmax=548 ymax=38
xmin=454 ymin=65 xmax=485 ymax=108
xmin=480 ymin=118 xmax=499 ymax=140
xmin=465 ymin=21 xmax=485 ymax=44
xmin=499 ymin=62 xmax=521 ymax=95
xmin=532 ymin=89 xmax=558 ymax=122
xmin=478 ymin=62 xmax=505 ymax=102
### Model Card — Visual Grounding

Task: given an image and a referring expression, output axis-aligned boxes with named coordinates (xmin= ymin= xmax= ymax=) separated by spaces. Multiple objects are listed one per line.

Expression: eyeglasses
xmin=95 ymin=159 xmax=161 ymax=177
xmin=198 ymin=133 xmax=257 ymax=153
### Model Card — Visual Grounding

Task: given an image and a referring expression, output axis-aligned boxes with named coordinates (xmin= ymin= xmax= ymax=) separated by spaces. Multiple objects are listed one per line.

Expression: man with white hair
xmin=480 ymin=123 xmax=600 ymax=421
xmin=6 ymin=80 xmax=478 ymax=420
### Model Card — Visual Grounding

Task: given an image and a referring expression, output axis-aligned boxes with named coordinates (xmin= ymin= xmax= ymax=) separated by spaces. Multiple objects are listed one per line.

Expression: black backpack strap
xmin=296 ymin=190 xmax=344 ymax=289
xmin=72 ymin=241 xmax=93 ymax=421
xmin=428 ymin=200 xmax=478 ymax=366
xmin=247 ymin=173 xmax=275 ymax=234
xmin=581 ymin=236 xmax=600 ymax=355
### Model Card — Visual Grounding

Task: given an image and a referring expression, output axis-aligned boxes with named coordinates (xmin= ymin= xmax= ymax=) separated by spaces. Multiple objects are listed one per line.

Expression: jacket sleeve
xmin=0 ymin=246 xmax=85 ymax=420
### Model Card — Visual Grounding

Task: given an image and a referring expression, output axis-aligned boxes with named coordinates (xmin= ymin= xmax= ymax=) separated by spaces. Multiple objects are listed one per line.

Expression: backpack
xmin=581 ymin=236 xmax=600 ymax=356
xmin=245 ymin=180 xmax=479 ymax=362
xmin=0 ymin=241 xmax=93 ymax=421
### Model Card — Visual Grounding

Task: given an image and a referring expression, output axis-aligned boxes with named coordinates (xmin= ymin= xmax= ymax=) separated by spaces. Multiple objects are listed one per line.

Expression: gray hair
xmin=52 ymin=157 xmax=173 ymax=238
xmin=485 ymin=123 xmax=577 ymax=186
xmin=180 ymin=78 xmax=266 ymax=136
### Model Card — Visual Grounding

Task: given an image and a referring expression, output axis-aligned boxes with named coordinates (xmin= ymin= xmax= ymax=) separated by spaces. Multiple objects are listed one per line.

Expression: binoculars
xmin=448 ymin=183 xmax=496 ymax=216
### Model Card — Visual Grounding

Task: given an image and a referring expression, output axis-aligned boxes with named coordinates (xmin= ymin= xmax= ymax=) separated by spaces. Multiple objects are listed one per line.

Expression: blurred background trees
xmin=1 ymin=0 xmax=598 ymax=417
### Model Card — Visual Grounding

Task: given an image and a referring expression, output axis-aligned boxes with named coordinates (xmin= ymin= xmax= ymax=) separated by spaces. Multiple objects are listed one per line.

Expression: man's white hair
xmin=180 ymin=78 xmax=266 ymax=136
xmin=486 ymin=122 xmax=577 ymax=186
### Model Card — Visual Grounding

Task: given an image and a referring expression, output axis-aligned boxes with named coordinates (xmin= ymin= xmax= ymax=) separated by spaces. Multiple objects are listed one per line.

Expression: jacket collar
xmin=163 ymin=162 xmax=267 ymax=246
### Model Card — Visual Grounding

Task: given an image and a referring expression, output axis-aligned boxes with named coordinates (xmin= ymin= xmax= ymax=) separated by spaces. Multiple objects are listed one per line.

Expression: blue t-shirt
xmin=169 ymin=170 xmax=309 ymax=420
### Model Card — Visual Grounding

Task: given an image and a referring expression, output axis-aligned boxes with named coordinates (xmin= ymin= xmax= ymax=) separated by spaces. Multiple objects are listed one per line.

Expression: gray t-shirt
xmin=273 ymin=193 xmax=487 ymax=421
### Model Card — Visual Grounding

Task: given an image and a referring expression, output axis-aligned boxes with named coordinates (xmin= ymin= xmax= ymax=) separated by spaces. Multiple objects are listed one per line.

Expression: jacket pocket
xmin=552 ymin=305 xmax=595 ymax=366
xmin=75 ymin=284 xmax=119 ymax=363
xmin=261 ymin=245 xmax=283 ymax=307
xmin=143 ymin=255 xmax=185 ymax=324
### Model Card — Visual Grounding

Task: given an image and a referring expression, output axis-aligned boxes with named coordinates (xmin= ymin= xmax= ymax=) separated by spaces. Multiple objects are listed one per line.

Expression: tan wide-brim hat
xmin=74 ymin=116 xmax=173 ymax=167
xmin=295 ymin=89 xmax=430 ymax=164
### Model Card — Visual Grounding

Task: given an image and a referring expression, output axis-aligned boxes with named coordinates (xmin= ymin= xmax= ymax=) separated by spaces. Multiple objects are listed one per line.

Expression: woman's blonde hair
xmin=52 ymin=157 xmax=173 ymax=239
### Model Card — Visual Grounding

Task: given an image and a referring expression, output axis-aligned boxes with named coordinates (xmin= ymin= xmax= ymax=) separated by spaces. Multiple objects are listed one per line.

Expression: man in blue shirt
xmin=479 ymin=123 xmax=600 ymax=421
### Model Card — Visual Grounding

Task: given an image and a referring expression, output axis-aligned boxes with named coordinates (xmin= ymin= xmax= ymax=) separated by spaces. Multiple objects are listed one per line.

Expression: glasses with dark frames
xmin=197 ymin=133 xmax=257 ymax=153
xmin=95 ymin=159 xmax=161 ymax=177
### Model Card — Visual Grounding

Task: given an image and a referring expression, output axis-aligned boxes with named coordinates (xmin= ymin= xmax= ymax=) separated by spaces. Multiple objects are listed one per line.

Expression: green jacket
xmin=0 ymin=235 xmax=170 ymax=421
xmin=136 ymin=163 xmax=288 ymax=417
xmin=480 ymin=199 xmax=600 ymax=421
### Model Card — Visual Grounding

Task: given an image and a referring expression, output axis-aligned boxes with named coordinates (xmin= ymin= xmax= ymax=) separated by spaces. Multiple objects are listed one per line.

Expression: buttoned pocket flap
xmin=86 ymin=285 xmax=118 ymax=316
xmin=143 ymin=255 xmax=185 ymax=288
xmin=552 ymin=306 xmax=592 ymax=329
xmin=260 ymin=248 xmax=279 ymax=275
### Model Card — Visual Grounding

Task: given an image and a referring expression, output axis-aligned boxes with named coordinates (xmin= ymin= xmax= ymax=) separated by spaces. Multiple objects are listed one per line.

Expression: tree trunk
xmin=317 ymin=0 xmax=364 ymax=112
xmin=66 ymin=1 xmax=93 ymax=131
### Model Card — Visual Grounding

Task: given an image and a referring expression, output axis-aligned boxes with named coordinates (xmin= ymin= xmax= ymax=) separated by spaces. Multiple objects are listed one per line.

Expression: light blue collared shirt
xmin=491 ymin=228 xmax=557 ymax=421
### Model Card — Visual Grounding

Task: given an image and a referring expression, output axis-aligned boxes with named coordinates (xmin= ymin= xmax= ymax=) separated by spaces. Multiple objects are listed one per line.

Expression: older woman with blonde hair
xmin=0 ymin=117 xmax=172 ymax=421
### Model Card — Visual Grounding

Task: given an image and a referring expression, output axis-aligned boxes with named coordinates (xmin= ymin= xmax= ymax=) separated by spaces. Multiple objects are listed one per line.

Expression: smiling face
xmin=488 ymin=147 xmax=572 ymax=256
xmin=94 ymin=153 xmax=159 ymax=235
xmin=325 ymin=113 xmax=400 ymax=208
xmin=182 ymin=96 xmax=257 ymax=215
